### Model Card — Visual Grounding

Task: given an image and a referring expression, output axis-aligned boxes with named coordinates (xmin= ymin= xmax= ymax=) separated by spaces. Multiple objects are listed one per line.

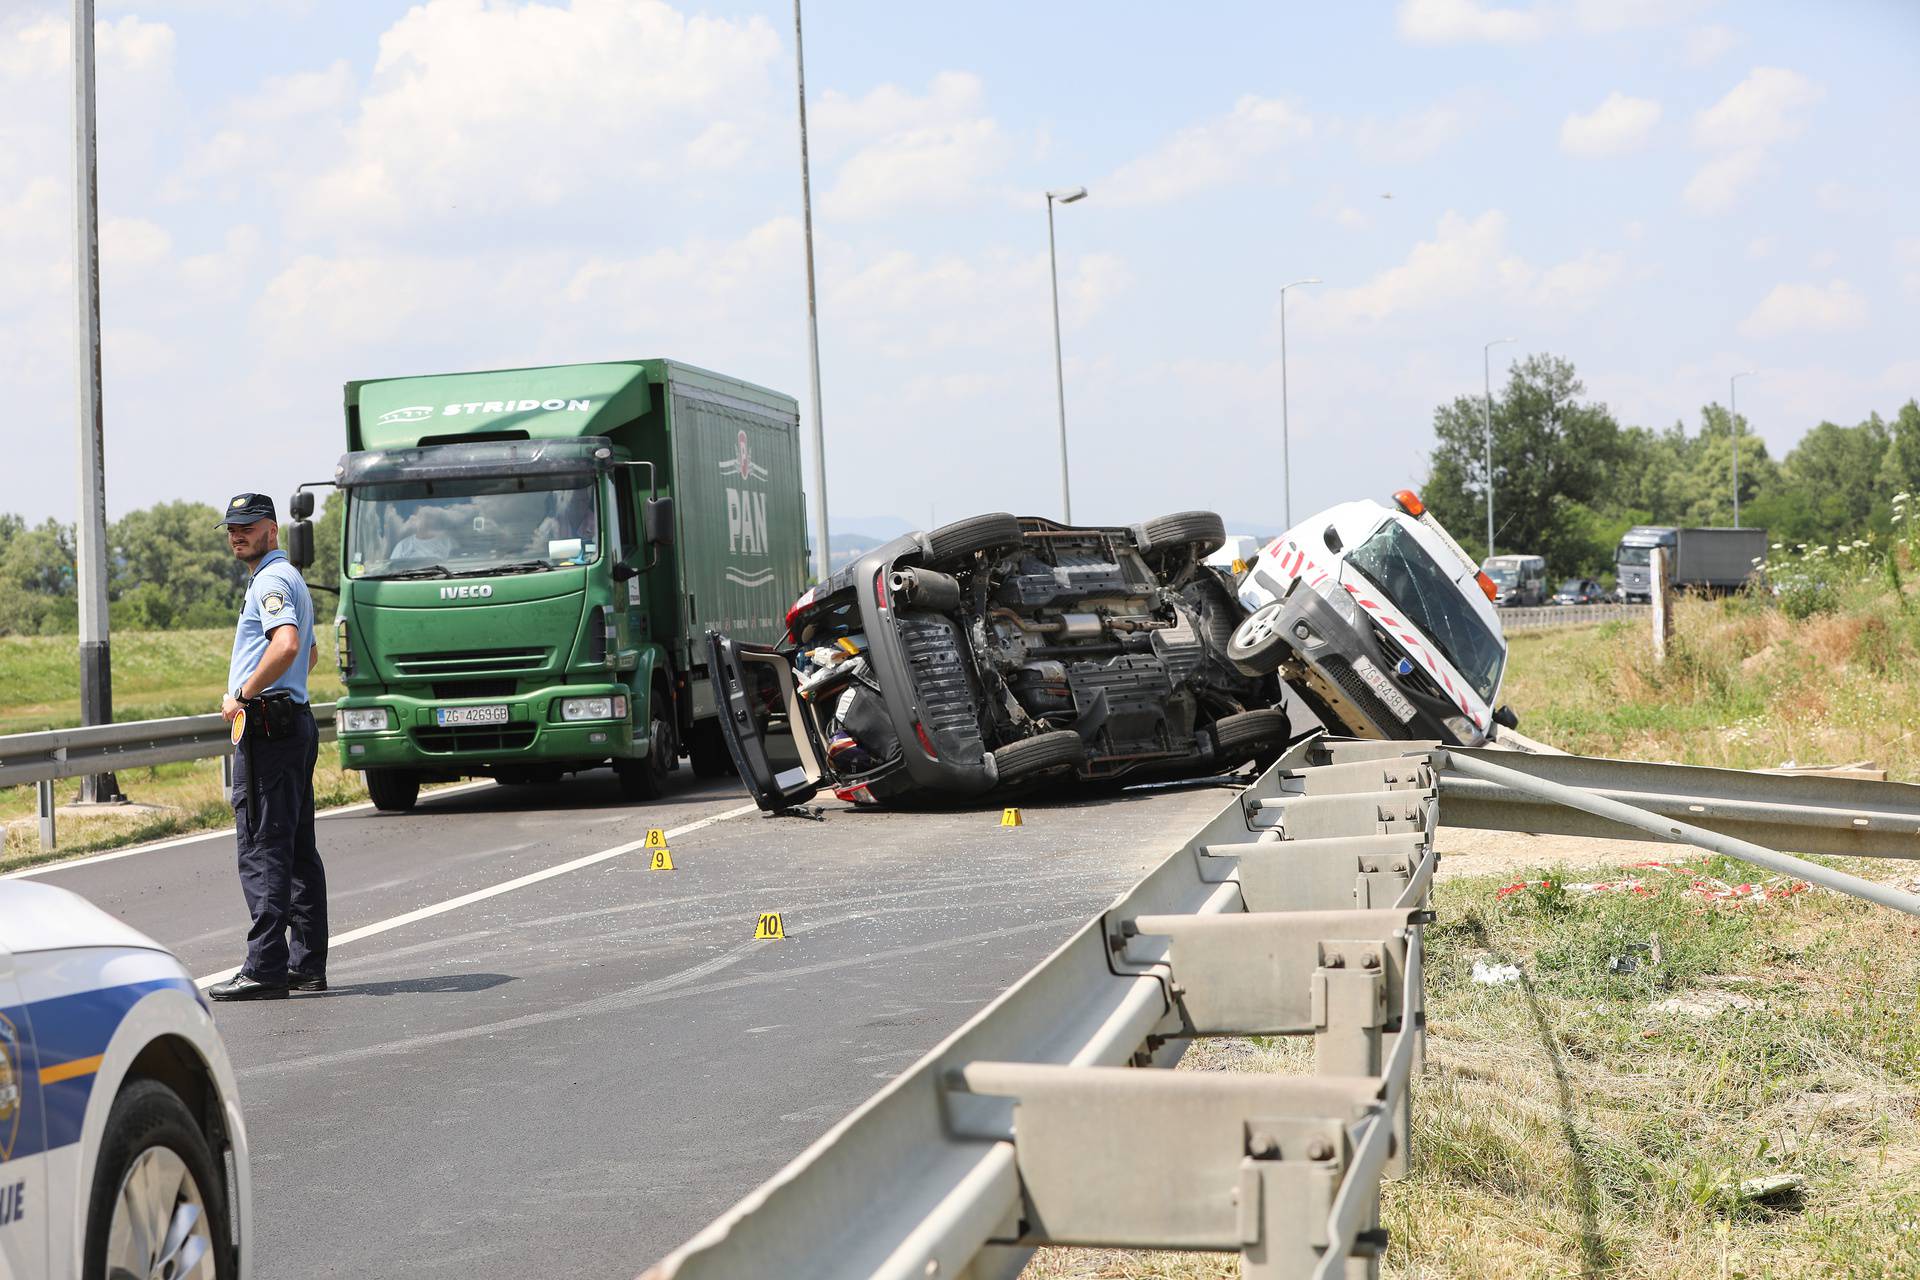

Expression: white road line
xmin=194 ymin=801 xmax=760 ymax=989
xmin=5 ymin=780 xmax=496 ymax=879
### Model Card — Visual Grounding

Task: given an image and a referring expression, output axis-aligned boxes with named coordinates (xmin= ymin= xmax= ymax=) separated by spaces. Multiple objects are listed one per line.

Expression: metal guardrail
xmin=644 ymin=733 xmax=1920 ymax=1278
xmin=1 ymin=705 xmax=337 ymax=850
xmin=1497 ymin=603 xmax=1648 ymax=632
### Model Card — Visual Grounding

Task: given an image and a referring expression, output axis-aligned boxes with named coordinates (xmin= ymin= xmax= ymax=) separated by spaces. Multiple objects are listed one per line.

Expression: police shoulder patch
xmin=262 ymin=591 xmax=289 ymax=615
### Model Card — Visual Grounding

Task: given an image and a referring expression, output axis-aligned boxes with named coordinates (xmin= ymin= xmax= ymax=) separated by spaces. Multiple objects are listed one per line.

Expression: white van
xmin=1227 ymin=491 xmax=1513 ymax=746
xmin=1481 ymin=553 xmax=1548 ymax=607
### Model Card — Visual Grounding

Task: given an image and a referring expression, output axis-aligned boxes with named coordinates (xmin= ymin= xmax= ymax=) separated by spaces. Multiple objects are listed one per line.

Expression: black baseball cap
xmin=217 ymin=493 xmax=277 ymax=527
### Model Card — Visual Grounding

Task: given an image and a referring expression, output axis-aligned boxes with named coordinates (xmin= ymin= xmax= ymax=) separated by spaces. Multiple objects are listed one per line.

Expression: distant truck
xmin=287 ymin=359 xmax=808 ymax=811
xmin=1614 ymin=526 xmax=1766 ymax=602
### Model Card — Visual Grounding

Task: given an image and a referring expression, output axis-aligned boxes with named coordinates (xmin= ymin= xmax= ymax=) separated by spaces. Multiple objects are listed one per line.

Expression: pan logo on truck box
xmin=722 ymin=430 xmax=776 ymax=588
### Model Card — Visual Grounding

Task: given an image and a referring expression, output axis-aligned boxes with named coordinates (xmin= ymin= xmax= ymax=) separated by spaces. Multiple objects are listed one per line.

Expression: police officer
xmin=208 ymin=493 xmax=328 ymax=1001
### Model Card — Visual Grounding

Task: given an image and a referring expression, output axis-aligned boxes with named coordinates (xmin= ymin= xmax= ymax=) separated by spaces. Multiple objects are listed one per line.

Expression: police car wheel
xmin=1227 ymin=602 xmax=1291 ymax=677
xmin=84 ymin=1078 xmax=231 ymax=1280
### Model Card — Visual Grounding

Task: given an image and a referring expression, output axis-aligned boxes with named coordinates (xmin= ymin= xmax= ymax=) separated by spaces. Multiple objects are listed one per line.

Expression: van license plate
xmin=1350 ymin=657 xmax=1417 ymax=724
xmin=436 ymin=705 xmax=509 ymax=727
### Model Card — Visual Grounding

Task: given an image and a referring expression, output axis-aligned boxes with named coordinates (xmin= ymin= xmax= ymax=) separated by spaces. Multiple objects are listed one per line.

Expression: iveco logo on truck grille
xmin=439 ymin=585 xmax=493 ymax=599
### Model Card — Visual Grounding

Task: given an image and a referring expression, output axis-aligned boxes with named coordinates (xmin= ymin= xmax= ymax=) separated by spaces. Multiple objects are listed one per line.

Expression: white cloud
xmin=1738 ymin=279 xmax=1868 ymax=338
xmin=1683 ymin=23 xmax=1737 ymax=67
xmin=814 ymin=74 xmax=1005 ymax=219
xmin=1315 ymin=210 xmax=1624 ymax=325
xmin=101 ymin=217 xmax=173 ymax=272
xmin=1335 ymin=207 xmax=1371 ymax=230
xmin=1809 ymin=248 xmax=1838 ymax=271
xmin=1815 ymin=180 xmax=1881 ymax=214
xmin=1344 ymin=98 xmax=1474 ymax=163
xmin=1574 ymin=0 xmax=1712 ymax=32
xmin=1395 ymin=0 xmax=1546 ymax=43
xmin=1683 ymin=147 xmax=1767 ymax=214
xmin=1100 ymin=95 xmax=1310 ymax=206
xmin=1559 ymin=92 xmax=1661 ymax=157
xmin=1693 ymin=67 xmax=1822 ymax=149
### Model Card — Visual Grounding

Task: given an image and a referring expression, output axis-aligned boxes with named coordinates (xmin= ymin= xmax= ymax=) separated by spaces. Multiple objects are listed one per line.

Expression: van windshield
xmin=347 ymin=476 xmax=599 ymax=580
xmin=1347 ymin=521 xmax=1506 ymax=702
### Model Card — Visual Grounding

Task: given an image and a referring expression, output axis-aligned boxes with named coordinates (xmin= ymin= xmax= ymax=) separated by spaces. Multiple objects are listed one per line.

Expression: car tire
xmin=685 ymin=718 xmax=736 ymax=778
xmin=1226 ymin=601 xmax=1291 ymax=677
xmin=1131 ymin=510 xmax=1226 ymax=560
xmin=365 ymin=768 xmax=420 ymax=812
xmin=990 ymin=730 xmax=1085 ymax=783
xmin=84 ymin=1078 xmax=233 ymax=1280
xmin=1211 ymin=708 xmax=1293 ymax=768
xmin=925 ymin=512 xmax=1025 ymax=565
xmin=617 ymin=703 xmax=675 ymax=799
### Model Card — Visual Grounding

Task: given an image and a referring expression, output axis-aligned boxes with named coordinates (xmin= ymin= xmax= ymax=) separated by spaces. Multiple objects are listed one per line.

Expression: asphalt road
xmin=25 ymin=768 xmax=1237 ymax=1278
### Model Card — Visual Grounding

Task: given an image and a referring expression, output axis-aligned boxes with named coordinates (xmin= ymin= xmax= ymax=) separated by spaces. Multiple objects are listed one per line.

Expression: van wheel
xmin=1132 ymin=510 xmax=1226 ymax=560
xmin=991 ymin=730 xmax=1085 ymax=783
xmin=618 ymin=704 xmax=675 ymax=799
xmin=1211 ymin=708 xmax=1292 ymax=768
xmin=686 ymin=719 xmax=735 ymax=778
xmin=926 ymin=512 xmax=1024 ymax=565
xmin=1227 ymin=602 xmax=1291 ymax=677
xmin=85 ymin=1079 xmax=233 ymax=1280
xmin=365 ymin=768 xmax=420 ymax=812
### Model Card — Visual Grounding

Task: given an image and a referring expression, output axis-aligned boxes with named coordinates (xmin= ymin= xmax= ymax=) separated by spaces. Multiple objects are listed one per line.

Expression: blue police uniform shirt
xmin=228 ymin=549 xmax=315 ymax=704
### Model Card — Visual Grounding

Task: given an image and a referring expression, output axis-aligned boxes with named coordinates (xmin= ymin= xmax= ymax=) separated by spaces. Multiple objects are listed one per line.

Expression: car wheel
xmin=617 ymin=703 xmax=675 ymax=799
xmin=1131 ymin=510 xmax=1226 ymax=560
xmin=1210 ymin=707 xmax=1293 ymax=769
xmin=685 ymin=718 xmax=736 ymax=778
xmin=925 ymin=512 xmax=1024 ymax=565
xmin=990 ymin=730 xmax=1085 ymax=783
xmin=84 ymin=1078 xmax=232 ymax=1280
xmin=1226 ymin=601 xmax=1292 ymax=677
xmin=364 ymin=768 xmax=420 ymax=812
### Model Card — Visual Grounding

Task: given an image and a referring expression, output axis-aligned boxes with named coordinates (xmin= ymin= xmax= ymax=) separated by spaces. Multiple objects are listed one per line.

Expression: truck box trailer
xmin=1615 ymin=526 xmax=1766 ymax=601
xmin=291 ymin=359 xmax=808 ymax=810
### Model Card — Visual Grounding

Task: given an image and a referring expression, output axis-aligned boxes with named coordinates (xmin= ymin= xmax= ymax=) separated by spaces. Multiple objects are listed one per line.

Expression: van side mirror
xmin=1493 ymin=705 xmax=1519 ymax=730
xmin=1322 ymin=526 xmax=1343 ymax=554
xmin=287 ymin=520 xmax=314 ymax=569
xmin=644 ymin=496 xmax=675 ymax=547
xmin=290 ymin=489 xmax=315 ymax=520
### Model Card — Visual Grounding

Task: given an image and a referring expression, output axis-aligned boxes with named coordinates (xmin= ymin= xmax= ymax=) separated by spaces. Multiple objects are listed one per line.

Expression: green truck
xmin=287 ymin=359 xmax=808 ymax=811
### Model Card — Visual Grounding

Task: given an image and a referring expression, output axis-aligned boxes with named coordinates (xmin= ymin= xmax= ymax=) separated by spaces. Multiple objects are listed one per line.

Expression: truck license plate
xmin=1350 ymin=657 xmax=1417 ymax=724
xmin=435 ymin=704 xmax=509 ymax=727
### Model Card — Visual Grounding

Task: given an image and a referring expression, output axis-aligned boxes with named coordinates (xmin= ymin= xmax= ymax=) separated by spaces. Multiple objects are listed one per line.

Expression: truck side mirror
xmin=287 ymin=519 xmax=314 ymax=569
xmin=612 ymin=561 xmax=639 ymax=582
xmin=290 ymin=489 xmax=315 ymax=520
xmin=1493 ymin=704 xmax=1519 ymax=730
xmin=644 ymin=496 xmax=675 ymax=547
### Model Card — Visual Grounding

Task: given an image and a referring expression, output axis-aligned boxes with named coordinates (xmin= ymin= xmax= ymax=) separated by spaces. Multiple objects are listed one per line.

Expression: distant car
xmin=1227 ymin=491 xmax=1516 ymax=746
xmin=0 ymin=881 xmax=251 ymax=1280
xmin=710 ymin=510 xmax=1292 ymax=811
xmin=1552 ymin=577 xmax=1604 ymax=605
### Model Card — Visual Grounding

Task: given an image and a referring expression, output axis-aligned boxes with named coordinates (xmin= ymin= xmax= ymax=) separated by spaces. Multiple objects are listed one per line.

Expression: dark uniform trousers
xmin=230 ymin=706 xmax=327 ymax=983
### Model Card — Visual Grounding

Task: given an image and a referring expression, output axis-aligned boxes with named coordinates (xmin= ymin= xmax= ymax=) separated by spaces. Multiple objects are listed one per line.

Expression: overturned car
xmin=710 ymin=511 xmax=1292 ymax=810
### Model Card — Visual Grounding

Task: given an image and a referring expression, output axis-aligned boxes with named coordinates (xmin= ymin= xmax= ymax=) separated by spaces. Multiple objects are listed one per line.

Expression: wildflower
xmin=1771 ymin=542 xmax=1783 ymax=549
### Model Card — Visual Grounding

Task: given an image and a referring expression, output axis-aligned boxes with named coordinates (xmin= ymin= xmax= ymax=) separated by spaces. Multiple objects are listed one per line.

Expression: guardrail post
xmin=1651 ymin=546 xmax=1671 ymax=663
xmin=37 ymin=779 xmax=56 ymax=850
xmin=220 ymin=750 xmax=234 ymax=792
xmin=1313 ymin=942 xmax=1388 ymax=1078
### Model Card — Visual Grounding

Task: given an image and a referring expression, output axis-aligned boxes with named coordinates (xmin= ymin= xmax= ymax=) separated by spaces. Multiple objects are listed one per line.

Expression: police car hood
xmin=0 ymin=881 xmax=172 ymax=956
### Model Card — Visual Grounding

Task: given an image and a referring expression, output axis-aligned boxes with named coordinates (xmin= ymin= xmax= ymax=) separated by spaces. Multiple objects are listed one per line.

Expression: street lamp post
xmin=1482 ymin=336 xmax=1516 ymax=560
xmin=1278 ymin=278 xmax=1320 ymax=530
xmin=792 ymin=0 xmax=830 ymax=583
xmin=1045 ymin=186 xmax=1087 ymax=523
xmin=1730 ymin=370 xmax=1756 ymax=528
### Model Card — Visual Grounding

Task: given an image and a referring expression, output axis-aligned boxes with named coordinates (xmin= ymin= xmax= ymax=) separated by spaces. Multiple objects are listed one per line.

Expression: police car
xmin=0 ymin=881 xmax=251 ymax=1279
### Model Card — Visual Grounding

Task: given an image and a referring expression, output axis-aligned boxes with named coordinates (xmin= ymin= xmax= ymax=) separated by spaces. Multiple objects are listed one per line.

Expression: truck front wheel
xmin=365 ymin=768 xmax=421 ymax=812
xmin=617 ymin=704 xmax=675 ymax=800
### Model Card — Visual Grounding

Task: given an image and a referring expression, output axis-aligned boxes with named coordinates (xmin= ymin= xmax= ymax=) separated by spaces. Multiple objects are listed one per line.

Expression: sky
xmin=2 ymin=0 xmax=1916 ymax=537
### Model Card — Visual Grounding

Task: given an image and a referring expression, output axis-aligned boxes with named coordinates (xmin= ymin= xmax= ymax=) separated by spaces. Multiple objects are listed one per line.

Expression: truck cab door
xmin=707 ymin=631 xmax=826 ymax=810
xmin=0 ymin=946 xmax=47 ymax=1280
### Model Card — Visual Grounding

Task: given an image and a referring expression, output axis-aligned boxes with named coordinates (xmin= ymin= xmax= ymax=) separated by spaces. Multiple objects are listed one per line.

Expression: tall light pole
xmin=1045 ymin=185 xmax=1087 ymax=522
xmin=1278 ymin=278 xmax=1320 ymax=529
xmin=72 ymin=0 xmax=121 ymax=804
xmin=1482 ymin=336 xmax=1516 ymax=560
xmin=1730 ymin=369 xmax=1756 ymax=528
xmin=792 ymin=0 xmax=830 ymax=583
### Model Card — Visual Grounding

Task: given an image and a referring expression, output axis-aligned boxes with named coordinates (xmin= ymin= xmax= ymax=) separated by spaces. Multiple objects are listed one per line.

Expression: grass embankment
xmin=1031 ymin=582 xmax=1920 ymax=1279
xmin=1 ymin=626 xmax=354 ymax=871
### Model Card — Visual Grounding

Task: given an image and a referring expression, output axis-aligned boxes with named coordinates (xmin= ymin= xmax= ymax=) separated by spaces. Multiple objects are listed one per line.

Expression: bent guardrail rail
xmin=1 ymin=704 xmax=337 ymax=850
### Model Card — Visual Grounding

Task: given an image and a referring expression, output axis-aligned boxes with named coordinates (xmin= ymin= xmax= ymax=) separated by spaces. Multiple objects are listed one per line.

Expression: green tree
xmin=0 ymin=517 xmax=77 ymax=635
xmin=303 ymin=489 xmax=345 ymax=602
xmin=1420 ymin=353 xmax=1627 ymax=577
xmin=109 ymin=501 xmax=247 ymax=630
xmin=1878 ymin=400 xmax=1920 ymax=498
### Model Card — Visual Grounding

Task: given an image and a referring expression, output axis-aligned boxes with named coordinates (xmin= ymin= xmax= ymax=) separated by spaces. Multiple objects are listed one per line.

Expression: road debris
xmin=1471 ymin=958 xmax=1522 ymax=986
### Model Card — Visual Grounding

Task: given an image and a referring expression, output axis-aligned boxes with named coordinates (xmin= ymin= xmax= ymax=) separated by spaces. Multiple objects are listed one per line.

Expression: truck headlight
xmin=340 ymin=707 xmax=391 ymax=733
xmin=1442 ymin=714 xmax=1478 ymax=742
xmin=560 ymin=696 xmax=628 ymax=722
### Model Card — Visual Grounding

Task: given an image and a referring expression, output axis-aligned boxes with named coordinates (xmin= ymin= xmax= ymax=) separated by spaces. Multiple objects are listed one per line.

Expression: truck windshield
xmin=1617 ymin=545 xmax=1652 ymax=566
xmin=1347 ymin=520 xmax=1506 ymax=703
xmin=347 ymin=476 xmax=599 ymax=580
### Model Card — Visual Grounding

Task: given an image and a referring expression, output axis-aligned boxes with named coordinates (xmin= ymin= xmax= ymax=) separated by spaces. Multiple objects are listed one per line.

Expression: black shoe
xmin=287 ymin=971 xmax=327 ymax=992
xmin=207 ymin=973 xmax=289 ymax=1002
